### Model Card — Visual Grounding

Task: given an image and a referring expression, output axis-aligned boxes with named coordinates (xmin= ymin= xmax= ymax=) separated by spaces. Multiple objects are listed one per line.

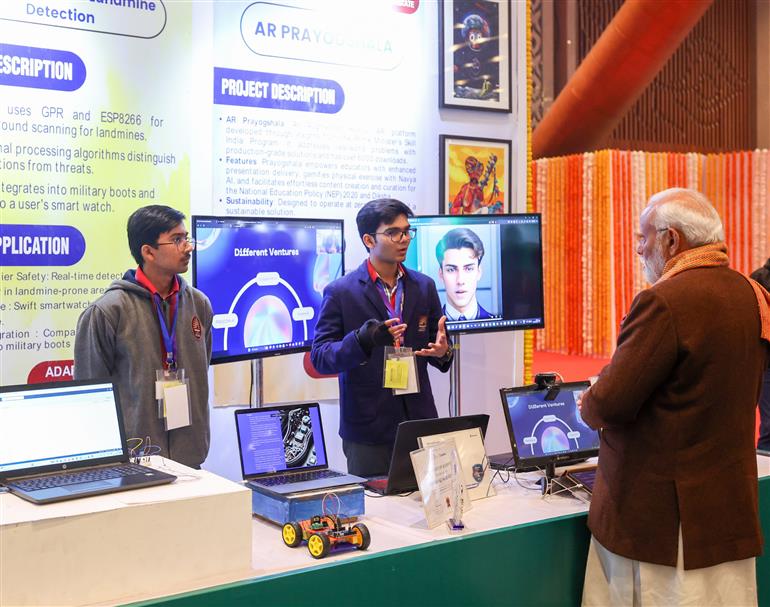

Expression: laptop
xmin=0 ymin=380 xmax=176 ymax=505
xmin=235 ymin=404 xmax=366 ymax=495
xmin=364 ymin=414 xmax=490 ymax=496
xmin=564 ymin=467 xmax=597 ymax=495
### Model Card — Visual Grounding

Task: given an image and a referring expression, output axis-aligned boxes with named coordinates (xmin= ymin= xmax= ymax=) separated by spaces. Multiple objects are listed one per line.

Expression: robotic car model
xmin=281 ymin=515 xmax=371 ymax=559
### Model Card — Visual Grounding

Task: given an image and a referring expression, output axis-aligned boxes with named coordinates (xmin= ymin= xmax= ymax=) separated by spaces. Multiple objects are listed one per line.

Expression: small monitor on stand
xmin=498 ymin=378 xmax=599 ymax=493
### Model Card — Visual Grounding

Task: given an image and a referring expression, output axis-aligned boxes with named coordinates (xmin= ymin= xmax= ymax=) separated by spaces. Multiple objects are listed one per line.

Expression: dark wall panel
xmin=575 ymin=0 xmax=756 ymax=153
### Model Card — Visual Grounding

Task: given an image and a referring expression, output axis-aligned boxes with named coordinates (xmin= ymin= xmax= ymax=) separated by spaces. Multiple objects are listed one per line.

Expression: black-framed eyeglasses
xmin=371 ymin=227 xmax=417 ymax=243
xmin=156 ymin=236 xmax=196 ymax=250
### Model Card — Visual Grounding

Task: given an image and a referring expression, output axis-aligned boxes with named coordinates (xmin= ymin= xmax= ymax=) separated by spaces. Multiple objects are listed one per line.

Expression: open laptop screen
xmin=500 ymin=381 xmax=598 ymax=469
xmin=0 ymin=380 xmax=125 ymax=477
xmin=373 ymin=414 xmax=490 ymax=494
xmin=235 ymin=404 xmax=328 ymax=478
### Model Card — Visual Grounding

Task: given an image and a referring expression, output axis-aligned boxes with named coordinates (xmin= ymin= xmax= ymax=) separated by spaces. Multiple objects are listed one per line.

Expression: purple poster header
xmin=213 ymin=67 xmax=344 ymax=114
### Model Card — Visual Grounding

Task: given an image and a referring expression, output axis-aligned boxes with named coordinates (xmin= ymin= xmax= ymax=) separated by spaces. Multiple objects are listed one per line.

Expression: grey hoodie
xmin=74 ymin=270 xmax=213 ymax=468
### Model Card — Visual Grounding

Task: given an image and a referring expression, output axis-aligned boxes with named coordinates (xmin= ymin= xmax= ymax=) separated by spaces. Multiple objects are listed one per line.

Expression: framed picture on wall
xmin=439 ymin=0 xmax=512 ymax=112
xmin=440 ymin=135 xmax=511 ymax=215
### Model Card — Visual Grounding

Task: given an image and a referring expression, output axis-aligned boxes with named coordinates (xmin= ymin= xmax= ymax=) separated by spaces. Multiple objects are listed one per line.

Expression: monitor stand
xmin=449 ymin=334 xmax=461 ymax=416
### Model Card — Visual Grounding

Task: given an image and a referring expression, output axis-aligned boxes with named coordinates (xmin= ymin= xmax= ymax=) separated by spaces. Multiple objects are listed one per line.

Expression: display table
xmin=126 ymin=455 xmax=770 ymax=607
xmin=0 ymin=458 xmax=253 ymax=607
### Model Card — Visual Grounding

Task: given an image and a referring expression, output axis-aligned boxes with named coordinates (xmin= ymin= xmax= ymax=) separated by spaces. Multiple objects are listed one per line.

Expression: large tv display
xmin=192 ymin=216 xmax=344 ymax=363
xmin=404 ymin=214 xmax=544 ymax=334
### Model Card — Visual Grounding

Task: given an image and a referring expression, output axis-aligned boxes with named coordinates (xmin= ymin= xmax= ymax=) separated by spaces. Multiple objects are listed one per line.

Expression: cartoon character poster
xmin=440 ymin=135 xmax=511 ymax=215
xmin=453 ymin=1 xmax=500 ymax=101
xmin=440 ymin=0 xmax=511 ymax=112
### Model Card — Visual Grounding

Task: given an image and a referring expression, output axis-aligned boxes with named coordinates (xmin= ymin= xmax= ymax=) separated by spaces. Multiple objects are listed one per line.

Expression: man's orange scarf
xmin=658 ymin=242 xmax=770 ymax=342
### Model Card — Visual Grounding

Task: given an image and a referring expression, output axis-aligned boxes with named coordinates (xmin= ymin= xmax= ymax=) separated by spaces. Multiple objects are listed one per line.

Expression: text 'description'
xmin=0 ymin=0 xmax=167 ymax=39
xmin=0 ymin=43 xmax=85 ymax=91
xmin=0 ymin=224 xmax=86 ymax=267
xmin=240 ymin=2 xmax=403 ymax=70
xmin=214 ymin=67 xmax=343 ymax=114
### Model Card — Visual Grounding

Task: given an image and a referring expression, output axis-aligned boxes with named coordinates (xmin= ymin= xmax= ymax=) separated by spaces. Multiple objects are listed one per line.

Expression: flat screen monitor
xmin=404 ymin=214 xmax=544 ymax=333
xmin=192 ymin=215 xmax=344 ymax=364
xmin=499 ymin=381 xmax=599 ymax=471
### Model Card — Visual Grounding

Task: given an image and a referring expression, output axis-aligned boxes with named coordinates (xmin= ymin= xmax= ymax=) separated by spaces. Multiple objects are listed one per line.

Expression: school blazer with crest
xmin=311 ymin=260 xmax=452 ymax=445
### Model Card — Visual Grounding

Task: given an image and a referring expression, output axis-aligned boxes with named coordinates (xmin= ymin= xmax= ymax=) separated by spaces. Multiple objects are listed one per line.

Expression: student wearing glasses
xmin=74 ymin=205 xmax=213 ymax=469
xmin=311 ymin=198 xmax=453 ymax=477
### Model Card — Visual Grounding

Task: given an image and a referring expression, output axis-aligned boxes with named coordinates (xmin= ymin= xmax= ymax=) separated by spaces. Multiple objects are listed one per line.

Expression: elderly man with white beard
xmin=578 ymin=188 xmax=770 ymax=606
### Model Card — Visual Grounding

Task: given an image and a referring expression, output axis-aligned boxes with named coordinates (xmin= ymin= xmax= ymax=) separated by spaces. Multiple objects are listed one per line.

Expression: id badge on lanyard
xmin=376 ymin=278 xmax=419 ymax=395
xmin=383 ymin=346 xmax=420 ymax=394
xmin=152 ymin=294 xmax=192 ymax=430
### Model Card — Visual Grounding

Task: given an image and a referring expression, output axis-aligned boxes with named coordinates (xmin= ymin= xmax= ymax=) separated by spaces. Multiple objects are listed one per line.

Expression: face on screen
xmin=438 ymin=247 xmax=482 ymax=314
xmin=403 ymin=214 xmax=544 ymax=333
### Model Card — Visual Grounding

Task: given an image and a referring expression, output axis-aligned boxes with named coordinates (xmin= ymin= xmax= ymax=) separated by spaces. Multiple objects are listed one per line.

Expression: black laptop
xmin=235 ymin=403 xmax=366 ymax=495
xmin=0 ymin=380 xmax=176 ymax=504
xmin=563 ymin=467 xmax=597 ymax=495
xmin=364 ymin=414 xmax=490 ymax=495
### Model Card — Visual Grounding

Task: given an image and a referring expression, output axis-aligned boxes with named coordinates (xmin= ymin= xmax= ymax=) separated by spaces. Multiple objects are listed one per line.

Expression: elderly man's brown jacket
xmin=581 ymin=265 xmax=768 ymax=570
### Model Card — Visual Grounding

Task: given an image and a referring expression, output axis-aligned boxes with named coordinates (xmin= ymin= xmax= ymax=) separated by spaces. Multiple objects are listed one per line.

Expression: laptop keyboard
xmin=256 ymin=469 xmax=343 ymax=486
xmin=11 ymin=464 xmax=149 ymax=491
xmin=567 ymin=468 xmax=597 ymax=493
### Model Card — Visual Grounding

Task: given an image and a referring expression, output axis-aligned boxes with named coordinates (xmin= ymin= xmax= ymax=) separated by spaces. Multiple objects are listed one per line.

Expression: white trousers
xmin=582 ymin=531 xmax=757 ymax=607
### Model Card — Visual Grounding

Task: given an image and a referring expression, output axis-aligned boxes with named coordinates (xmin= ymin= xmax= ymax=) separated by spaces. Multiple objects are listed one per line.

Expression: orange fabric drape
xmin=532 ymin=149 xmax=770 ymax=357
